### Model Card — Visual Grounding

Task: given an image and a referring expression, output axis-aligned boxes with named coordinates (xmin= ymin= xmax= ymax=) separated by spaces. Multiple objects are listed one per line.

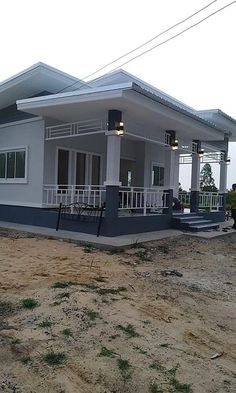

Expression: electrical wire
xmin=57 ymin=0 xmax=235 ymax=94
xmin=82 ymin=0 xmax=219 ymax=80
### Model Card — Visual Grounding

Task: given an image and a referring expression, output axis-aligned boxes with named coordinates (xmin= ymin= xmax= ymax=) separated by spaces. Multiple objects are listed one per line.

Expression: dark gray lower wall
xmin=111 ymin=214 xmax=171 ymax=236
xmin=0 ymin=205 xmax=172 ymax=237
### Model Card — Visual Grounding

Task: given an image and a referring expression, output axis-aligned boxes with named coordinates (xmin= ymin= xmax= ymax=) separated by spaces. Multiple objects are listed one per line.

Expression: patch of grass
xmin=56 ymin=292 xmax=70 ymax=299
xmin=21 ymin=298 xmax=39 ymax=309
xmin=83 ymin=245 xmax=93 ymax=253
xmin=11 ymin=338 xmax=21 ymax=344
xmin=51 ymin=281 xmax=77 ymax=289
xmin=117 ymin=358 xmax=132 ymax=381
xmin=170 ymin=378 xmax=191 ymax=392
xmin=84 ymin=308 xmax=99 ymax=321
xmin=149 ymin=383 xmax=164 ymax=393
xmin=168 ymin=364 xmax=179 ymax=377
xmin=94 ymin=276 xmax=107 ymax=283
xmin=98 ymin=346 xmax=115 ymax=358
xmin=133 ymin=345 xmax=147 ymax=355
xmin=158 ymin=244 xmax=170 ymax=254
xmin=43 ymin=351 xmax=66 ymax=366
xmin=160 ymin=343 xmax=170 ymax=348
xmin=62 ymin=328 xmax=72 ymax=337
xmin=20 ymin=356 xmax=31 ymax=365
xmin=38 ymin=319 xmax=53 ymax=328
xmin=109 ymin=248 xmax=124 ymax=254
xmin=136 ymin=250 xmax=152 ymax=261
xmin=116 ymin=323 xmax=139 ymax=338
xmin=130 ymin=239 xmax=140 ymax=248
xmin=97 ymin=286 xmax=126 ymax=296
xmin=80 ymin=283 xmax=99 ymax=290
xmin=149 ymin=361 xmax=164 ymax=372
xmin=109 ymin=334 xmax=120 ymax=340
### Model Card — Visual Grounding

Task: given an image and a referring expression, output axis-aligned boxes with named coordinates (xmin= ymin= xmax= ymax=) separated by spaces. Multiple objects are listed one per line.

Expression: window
xmin=0 ymin=149 xmax=26 ymax=181
xmin=76 ymin=152 xmax=86 ymax=184
xmin=57 ymin=149 xmax=69 ymax=185
xmin=152 ymin=164 xmax=164 ymax=187
xmin=91 ymin=155 xmax=101 ymax=185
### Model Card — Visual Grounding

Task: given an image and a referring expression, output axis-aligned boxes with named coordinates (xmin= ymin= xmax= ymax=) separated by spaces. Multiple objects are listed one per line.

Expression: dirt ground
xmin=0 ymin=229 xmax=235 ymax=393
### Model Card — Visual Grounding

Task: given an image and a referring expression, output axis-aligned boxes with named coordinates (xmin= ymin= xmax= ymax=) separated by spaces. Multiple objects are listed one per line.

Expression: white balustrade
xmin=199 ymin=192 xmax=223 ymax=211
xmin=43 ymin=185 xmax=106 ymax=208
xmin=119 ymin=187 xmax=168 ymax=215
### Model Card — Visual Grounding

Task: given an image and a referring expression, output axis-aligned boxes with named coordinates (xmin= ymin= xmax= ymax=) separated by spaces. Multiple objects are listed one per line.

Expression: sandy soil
xmin=0 ymin=229 xmax=235 ymax=393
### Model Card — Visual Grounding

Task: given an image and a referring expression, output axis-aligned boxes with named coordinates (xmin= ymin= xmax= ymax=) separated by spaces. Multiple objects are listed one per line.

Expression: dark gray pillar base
xmin=190 ymin=190 xmax=199 ymax=213
xmin=105 ymin=185 xmax=119 ymax=236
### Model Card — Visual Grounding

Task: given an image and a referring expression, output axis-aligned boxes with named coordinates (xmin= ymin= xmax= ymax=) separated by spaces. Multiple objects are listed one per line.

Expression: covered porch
xmin=17 ymin=83 xmax=228 ymax=235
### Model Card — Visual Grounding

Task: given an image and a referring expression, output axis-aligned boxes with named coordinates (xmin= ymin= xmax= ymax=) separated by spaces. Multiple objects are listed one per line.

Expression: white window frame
xmin=55 ymin=146 xmax=103 ymax=186
xmin=0 ymin=146 xmax=28 ymax=184
xmin=151 ymin=161 xmax=164 ymax=188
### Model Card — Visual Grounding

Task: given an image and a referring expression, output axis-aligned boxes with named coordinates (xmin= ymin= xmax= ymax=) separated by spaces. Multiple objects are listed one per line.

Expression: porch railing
xmin=179 ymin=191 xmax=223 ymax=211
xmin=45 ymin=119 xmax=107 ymax=140
xmin=179 ymin=192 xmax=191 ymax=208
xmin=199 ymin=192 xmax=223 ymax=211
xmin=119 ymin=187 xmax=168 ymax=215
xmin=43 ymin=185 xmax=106 ymax=207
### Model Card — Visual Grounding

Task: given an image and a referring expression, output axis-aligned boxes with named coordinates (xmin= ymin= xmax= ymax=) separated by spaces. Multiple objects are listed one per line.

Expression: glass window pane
xmin=15 ymin=151 xmax=25 ymax=178
xmin=152 ymin=165 xmax=164 ymax=186
xmin=7 ymin=152 xmax=15 ymax=178
xmin=92 ymin=155 xmax=101 ymax=185
xmin=0 ymin=153 xmax=6 ymax=178
xmin=57 ymin=149 xmax=69 ymax=185
xmin=76 ymin=152 xmax=86 ymax=184
xmin=160 ymin=167 xmax=164 ymax=186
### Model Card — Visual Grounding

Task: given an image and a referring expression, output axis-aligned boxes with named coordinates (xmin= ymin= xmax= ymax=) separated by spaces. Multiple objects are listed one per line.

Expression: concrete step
xmin=175 ymin=216 xmax=204 ymax=222
xmin=182 ymin=219 xmax=212 ymax=226
xmin=188 ymin=223 xmax=219 ymax=232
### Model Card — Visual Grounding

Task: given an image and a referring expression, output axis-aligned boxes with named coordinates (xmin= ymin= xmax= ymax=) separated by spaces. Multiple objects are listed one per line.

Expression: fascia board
xmin=0 ymin=62 xmax=85 ymax=94
xmin=16 ymin=83 xmax=133 ymax=110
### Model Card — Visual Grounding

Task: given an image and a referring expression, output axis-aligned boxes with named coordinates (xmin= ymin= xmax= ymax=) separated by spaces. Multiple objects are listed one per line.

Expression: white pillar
xmin=191 ymin=154 xmax=200 ymax=191
xmin=219 ymin=161 xmax=228 ymax=193
xmin=164 ymin=149 xmax=176 ymax=189
xmin=173 ymin=153 xmax=180 ymax=197
xmin=104 ymin=132 xmax=121 ymax=186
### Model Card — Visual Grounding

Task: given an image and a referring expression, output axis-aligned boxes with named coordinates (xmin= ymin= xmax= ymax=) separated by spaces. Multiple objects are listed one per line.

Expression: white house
xmin=0 ymin=62 xmax=235 ymax=236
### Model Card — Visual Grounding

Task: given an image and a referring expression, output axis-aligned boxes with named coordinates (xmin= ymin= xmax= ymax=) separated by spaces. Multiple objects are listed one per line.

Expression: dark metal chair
xmin=56 ymin=202 xmax=105 ymax=237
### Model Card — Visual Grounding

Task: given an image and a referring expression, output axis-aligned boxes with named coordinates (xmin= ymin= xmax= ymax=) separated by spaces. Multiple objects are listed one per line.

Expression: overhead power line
xmin=57 ymin=0 xmax=235 ymax=94
xmin=82 ymin=0 xmax=219 ymax=81
xmin=109 ymin=0 xmax=236 ymax=72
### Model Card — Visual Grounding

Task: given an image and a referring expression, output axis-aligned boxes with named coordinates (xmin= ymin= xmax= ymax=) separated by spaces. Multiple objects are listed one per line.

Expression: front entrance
xmin=120 ymin=159 xmax=136 ymax=186
xmin=57 ymin=148 xmax=102 ymax=185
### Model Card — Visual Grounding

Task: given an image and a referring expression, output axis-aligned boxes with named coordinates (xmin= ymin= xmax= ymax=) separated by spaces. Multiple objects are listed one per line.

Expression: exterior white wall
xmin=144 ymin=142 xmax=165 ymax=187
xmin=0 ymin=118 xmax=45 ymax=207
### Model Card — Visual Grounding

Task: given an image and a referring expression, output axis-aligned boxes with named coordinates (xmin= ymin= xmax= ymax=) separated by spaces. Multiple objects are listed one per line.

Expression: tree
xmin=200 ymin=163 xmax=218 ymax=192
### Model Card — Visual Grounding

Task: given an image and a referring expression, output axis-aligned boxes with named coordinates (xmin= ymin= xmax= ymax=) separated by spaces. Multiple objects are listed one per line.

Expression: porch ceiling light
xmin=171 ymin=139 xmax=179 ymax=150
xmin=116 ymin=121 xmax=124 ymax=136
xmin=198 ymin=148 xmax=204 ymax=157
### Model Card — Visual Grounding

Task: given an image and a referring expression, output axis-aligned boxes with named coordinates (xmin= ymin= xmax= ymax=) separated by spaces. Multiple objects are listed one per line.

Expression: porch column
xmin=173 ymin=153 xmax=180 ymax=198
xmin=104 ymin=110 xmax=122 ymax=236
xmin=164 ymin=149 xmax=175 ymax=214
xmin=190 ymin=153 xmax=200 ymax=212
xmin=219 ymin=158 xmax=228 ymax=211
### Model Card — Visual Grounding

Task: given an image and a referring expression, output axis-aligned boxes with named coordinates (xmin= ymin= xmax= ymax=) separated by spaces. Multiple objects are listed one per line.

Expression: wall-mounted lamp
xmin=116 ymin=121 xmax=124 ymax=136
xmin=226 ymin=157 xmax=231 ymax=163
xmin=198 ymin=149 xmax=204 ymax=157
xmin=171 ymin=139 xmax=179 ymax=150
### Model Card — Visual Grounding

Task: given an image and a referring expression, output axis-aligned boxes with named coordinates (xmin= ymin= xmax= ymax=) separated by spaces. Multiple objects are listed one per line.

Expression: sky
xmin=0 ymin=0 xmax=235 ymax=190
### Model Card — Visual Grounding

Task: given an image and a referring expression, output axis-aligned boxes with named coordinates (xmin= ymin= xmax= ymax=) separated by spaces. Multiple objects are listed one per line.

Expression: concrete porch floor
xmin=0 ymin=220 xmax=235 ymax=249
